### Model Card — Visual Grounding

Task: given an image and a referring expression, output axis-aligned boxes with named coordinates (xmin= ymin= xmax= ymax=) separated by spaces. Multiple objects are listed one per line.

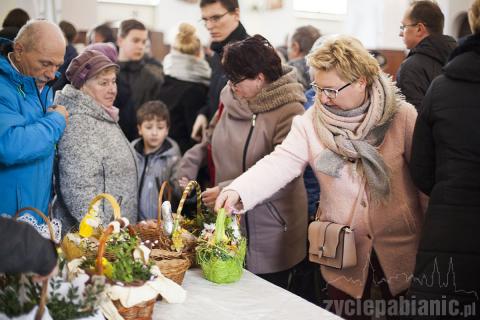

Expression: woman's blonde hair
xmin=307 ymin=35 xmax=380 ymax=87
xmin=173 ymin=23 xmax=201 ymax=55
xmin=468 ymin=0 xmax=480 ymax=34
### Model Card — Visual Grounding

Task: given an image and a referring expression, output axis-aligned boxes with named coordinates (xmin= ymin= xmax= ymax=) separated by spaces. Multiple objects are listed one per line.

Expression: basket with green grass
xmin=91 ymin=220 xmax=158 ymax=320
xmin=196 ymin=208 xmax=247 ymax=284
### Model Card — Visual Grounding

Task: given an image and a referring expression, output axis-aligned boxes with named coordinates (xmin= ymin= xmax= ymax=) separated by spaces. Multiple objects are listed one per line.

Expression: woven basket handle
xmin=95 ymin=224 xmax=114 ymax=276
xmin=176 ymin=180 xmax=202 ymax=219
xmin=157 ymin=181 xmax=172 ymax=226
xmin=14 ymin=207 xmax=54 ymax=320
xmin=88 ymin=193 xmax=121 ymax=220
xmin=95 ymin=224 xmax=137 ymax=276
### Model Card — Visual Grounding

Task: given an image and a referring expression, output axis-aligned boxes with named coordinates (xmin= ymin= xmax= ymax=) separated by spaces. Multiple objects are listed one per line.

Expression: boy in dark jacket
xmin=131 ymin=101 xmax=181 ymax=220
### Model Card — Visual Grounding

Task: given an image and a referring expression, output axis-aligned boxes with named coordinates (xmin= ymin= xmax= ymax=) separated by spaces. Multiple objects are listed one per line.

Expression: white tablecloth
xmin=153 ymin=268 xmax=342 ymax=320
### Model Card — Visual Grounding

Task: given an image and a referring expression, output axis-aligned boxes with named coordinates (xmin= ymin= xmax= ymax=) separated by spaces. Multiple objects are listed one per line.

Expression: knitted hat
xmin=66 ymin=49 xmax=119 ymax=89
xmin=85 ymin=42 xmax=118 ymax=62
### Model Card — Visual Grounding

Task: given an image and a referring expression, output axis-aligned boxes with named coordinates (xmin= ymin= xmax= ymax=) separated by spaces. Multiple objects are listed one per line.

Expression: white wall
xmin=345 ymin=0 xmax=391 ymax=49
xmin=149 ymin=0 xmax=402 ymax=48
xmin=97 ymin=1 xmax=156 ymax=28
xmin=132 ymin=0 xmax=473 ymax=49
xmin=14 ymin=0 xmax=62 ymax=22
xmin=2 ymin=0 xmax=474 ymax=50
xmin=1 ymin=0 xmax=96 ymax=30
xmin=440 ymin=0 xmax=474 ymax=37
xmin=61 ymin=0 xmax=97 ymax=30
xmin=0 ymin=0 xmax=18 ymax=24
xmin=152 ymin=0 xmax=208 ymax=45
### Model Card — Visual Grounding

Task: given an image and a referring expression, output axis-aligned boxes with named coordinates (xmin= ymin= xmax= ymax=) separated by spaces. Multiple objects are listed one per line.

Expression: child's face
xmin=138 ymin=117 xmax=169 ymax=154
xmin=118 ymin=29 xmax=148 ymax=61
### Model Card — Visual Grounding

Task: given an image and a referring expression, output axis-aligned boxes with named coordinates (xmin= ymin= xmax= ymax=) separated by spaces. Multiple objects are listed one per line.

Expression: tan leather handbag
xmin=308 ymin=181 xmax=364 ymax=269
xmin=308 ymin=220 xmax=357 ymax=269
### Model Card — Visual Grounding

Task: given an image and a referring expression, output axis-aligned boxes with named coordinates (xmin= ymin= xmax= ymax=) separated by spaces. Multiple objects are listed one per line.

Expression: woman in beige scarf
xmin=216 ymin=35 xmax=426 ymax=319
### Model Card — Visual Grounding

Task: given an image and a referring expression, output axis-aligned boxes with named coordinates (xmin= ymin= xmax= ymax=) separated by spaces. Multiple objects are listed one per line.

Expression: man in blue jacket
xmin=0 ymin=19 xmax=68 ymax=219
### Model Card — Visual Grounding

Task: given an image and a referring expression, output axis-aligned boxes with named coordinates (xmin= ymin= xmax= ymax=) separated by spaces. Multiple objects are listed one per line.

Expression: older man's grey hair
xmin=14 ymin=19 xmax=65 ymax=51
xmin=291 ymin=25 xmax=321 ymax=55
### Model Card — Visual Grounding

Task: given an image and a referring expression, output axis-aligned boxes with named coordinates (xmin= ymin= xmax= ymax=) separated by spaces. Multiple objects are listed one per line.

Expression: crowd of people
xmin=1 ymin=0 xmax=480 ymax=318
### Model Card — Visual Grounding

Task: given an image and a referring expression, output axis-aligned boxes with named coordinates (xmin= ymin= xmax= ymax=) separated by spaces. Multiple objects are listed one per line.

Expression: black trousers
xmin=257 ymin=268 xmax=293 ymax=290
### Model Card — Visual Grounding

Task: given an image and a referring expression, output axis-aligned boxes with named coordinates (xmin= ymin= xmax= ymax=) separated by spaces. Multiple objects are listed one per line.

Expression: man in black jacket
xmin=190 ymin=0 xmax=248 ymax=142
xmin=408 ymin=1 xmax=480 ymax=315
xmin=0 ymin=218 xmax=57 ymax=277
xmin=396 ymin=0 xmax=457 ymax=112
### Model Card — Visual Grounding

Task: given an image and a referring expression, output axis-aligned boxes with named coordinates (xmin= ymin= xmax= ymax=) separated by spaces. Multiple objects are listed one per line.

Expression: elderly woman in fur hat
xmin=216 ymin=35 xmax=427 ymax=319
xmin=53 ymin=49 xmax=138 ymax=233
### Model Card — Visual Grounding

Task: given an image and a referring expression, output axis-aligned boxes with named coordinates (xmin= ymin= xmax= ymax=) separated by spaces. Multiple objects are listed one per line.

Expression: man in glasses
xmin=190 ymin=0 xmax=248 ymax=142
xmin=396 ymin=0 xmax=456 ymax=112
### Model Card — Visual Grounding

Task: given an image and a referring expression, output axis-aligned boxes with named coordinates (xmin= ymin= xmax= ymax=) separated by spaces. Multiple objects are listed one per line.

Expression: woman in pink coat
xmin=216 ymin=35 xmax=426 ymax=319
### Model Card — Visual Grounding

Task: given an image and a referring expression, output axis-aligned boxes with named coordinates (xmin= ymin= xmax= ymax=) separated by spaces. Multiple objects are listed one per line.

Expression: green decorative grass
xmin=196 ymin=208 xmax=247 ymax=284
xmin=197 ymin=239 xmax=247 ymax=284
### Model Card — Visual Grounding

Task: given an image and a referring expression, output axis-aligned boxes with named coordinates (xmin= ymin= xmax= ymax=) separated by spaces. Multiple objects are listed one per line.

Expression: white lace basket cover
xmin=1 ymin=213 xmax=62 ymax=243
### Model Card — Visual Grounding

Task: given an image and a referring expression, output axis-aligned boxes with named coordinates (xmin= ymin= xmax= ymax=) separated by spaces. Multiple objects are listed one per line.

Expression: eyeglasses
xmin=399 ymin=23 xmax=420 ymax=31
xmin=227 ymin=75 xmax=247 ymax=86
xmin=200 ymin=11 xmax=230 ymax=24
xmin=310 ymin=81 xmax=353 ymax=99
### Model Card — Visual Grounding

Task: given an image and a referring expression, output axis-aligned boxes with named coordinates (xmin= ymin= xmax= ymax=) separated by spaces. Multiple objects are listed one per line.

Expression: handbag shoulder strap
xmin=315 ymin=177 xmax=366 ymax=228
xmin=321 ymin=222 xmax=346 ymax=258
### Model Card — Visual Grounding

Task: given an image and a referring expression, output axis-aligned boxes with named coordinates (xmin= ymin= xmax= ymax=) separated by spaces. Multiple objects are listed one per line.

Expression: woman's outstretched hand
xmin=178 ymin=177 xmax=189 ymax=189
xmin=214 ymin=190 xmax=243 ymax=214
xmin=202 ymin=186 xmax=220 ymax=209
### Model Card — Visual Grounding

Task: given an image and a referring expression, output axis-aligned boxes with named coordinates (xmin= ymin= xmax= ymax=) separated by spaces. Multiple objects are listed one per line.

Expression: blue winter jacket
xmin=0 ymin=56 xmax=66 ymax=220
xmin=39 ymin=78 xmax=56 ymax=108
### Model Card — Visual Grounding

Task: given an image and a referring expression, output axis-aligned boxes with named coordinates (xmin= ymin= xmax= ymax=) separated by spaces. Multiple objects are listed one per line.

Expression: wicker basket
xmin=196 ymin=209 xmax=247 ymax=284
xmin=150 ymin=249 xmax=190 ymax=285
xmin=133 ymin=180 xmax=172 ymax=245
xmin=14 ymin=207 xmax=55 ymax=320
xmin=96 ymin=224 xmax=156 ymax=320
xmin=134 ymin=181 xmax=198 ymax=282
xmin=61 ymin=193 xmax=121 ymax=261
xmin=112 ymin=299 xmax=155 ymax=320
xmin=162 ymin=180 xmax=203 ymax=265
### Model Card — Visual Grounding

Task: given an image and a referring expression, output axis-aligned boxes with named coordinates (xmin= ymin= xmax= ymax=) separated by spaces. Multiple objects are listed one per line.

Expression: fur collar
xmin=55 ymin=84 xmax=116 ymax=123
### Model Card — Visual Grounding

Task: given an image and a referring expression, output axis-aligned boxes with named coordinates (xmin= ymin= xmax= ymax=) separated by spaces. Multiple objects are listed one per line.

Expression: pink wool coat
xmin=226 ymin=101 xmax=426 ymax=298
